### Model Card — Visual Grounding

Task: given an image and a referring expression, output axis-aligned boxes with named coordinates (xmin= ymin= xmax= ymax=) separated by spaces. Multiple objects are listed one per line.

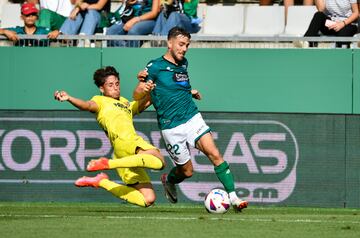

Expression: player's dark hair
xmin=93 ymin=66 xmax=119 ymax=87
xmin=167 ymin=27 xmax=191 ymax=40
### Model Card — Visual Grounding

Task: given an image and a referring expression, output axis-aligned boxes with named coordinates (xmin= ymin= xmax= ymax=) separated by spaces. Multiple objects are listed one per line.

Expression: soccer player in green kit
xmin=133 ymin=27 xmax=248 ymax=212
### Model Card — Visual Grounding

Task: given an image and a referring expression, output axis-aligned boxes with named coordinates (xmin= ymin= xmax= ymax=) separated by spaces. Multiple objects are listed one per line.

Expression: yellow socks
xmin=108 ymin=154 xmax=163 ymax=170
xmin=99 ymin=179 xmax=147 ymax=207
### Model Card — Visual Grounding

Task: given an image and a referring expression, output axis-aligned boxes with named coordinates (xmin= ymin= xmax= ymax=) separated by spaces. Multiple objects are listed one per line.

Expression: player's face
xmin=168 ymin=35 xmax=190 ymax=62
xmin=101 ymin=75 xmax=120 ymax=99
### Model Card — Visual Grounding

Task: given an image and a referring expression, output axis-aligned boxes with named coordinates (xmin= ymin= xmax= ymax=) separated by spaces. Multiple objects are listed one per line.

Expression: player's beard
xmin=171 ymin=49 xmax=185 ymax=63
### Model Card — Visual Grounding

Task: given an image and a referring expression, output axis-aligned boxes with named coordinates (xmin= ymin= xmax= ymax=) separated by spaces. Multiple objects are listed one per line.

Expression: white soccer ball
xmin=204 ymin=189 xmax=231 ymax=214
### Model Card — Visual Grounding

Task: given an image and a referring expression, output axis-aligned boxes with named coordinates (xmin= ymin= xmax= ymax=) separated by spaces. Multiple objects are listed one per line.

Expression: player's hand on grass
xmin=137 ymin=70 xmax=148 ymax=81
xmin=191 ymin=89 xmax=201 ymax=100
xmin=54 ymin=90 xmax=70 ymax=102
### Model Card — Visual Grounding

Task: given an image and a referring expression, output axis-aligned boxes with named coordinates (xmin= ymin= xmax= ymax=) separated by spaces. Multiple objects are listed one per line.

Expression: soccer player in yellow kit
xmin=54 ymin=66 xmax=165 ymax=207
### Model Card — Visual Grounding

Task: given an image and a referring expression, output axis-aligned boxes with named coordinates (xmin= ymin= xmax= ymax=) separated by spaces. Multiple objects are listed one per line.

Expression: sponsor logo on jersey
xmin=113 ymin=102 xmax=131 ymax=114
xmin=173 ymin=73 xmax=189 ymax=87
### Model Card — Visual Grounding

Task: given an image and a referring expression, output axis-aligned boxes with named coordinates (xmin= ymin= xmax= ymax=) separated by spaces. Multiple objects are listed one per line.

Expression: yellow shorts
xmin=113 ymin=135 xmax=157 ymax=185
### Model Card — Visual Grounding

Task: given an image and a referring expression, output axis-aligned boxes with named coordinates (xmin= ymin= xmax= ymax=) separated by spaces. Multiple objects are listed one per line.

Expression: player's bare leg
xmin=131 ymin=182 xmax=156 ymax=207
xmin=196 ymin=132 xmax=248 ymax=212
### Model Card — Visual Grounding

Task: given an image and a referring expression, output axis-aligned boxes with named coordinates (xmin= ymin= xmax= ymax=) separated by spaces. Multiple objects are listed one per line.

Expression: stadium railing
xmin=0 ymin=34 xmax=359 ymax=48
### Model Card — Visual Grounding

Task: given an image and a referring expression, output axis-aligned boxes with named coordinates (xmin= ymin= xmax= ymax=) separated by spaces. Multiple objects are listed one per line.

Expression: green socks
xmin=214 ymin=161 xmax=235 ymax=193
xmin=167 ymin=161 xmax=236 ymax=194
xmin=167 ymin=167 xmax=186 ymax=184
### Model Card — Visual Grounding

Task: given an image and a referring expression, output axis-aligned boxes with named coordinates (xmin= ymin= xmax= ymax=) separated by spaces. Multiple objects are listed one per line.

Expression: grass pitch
xmin=0 ymin=202 xmax=359 ymax=238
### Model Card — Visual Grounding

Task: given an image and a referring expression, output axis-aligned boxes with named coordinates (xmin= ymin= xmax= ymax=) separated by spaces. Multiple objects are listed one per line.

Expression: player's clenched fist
xmin=143 ymin=80 xmax=156 ymax=92
xmin=54 ymin=90 xmax=69 ymax=102
xmin=137 ymin=70 xmax=148 ymax=82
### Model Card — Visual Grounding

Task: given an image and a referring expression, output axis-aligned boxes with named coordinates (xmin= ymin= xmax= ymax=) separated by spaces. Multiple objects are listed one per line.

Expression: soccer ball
xmin=204 ymin=189 xmax=231 ymax=214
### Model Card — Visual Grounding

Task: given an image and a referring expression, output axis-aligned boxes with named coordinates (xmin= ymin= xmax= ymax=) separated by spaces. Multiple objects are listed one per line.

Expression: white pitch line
xmin=0 ymin=214 xmax=359 ymax=224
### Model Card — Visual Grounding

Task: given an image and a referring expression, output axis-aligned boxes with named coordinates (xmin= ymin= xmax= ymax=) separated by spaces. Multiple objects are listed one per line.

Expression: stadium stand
xmin=201 ymin=5 xmax=245 ymax=36
xmin=282 ymin=5 xmax=317 ymax=36
xmin=0 ymin=1 xmax=358 ymax=48
xmin=243 ymin=5 xmax=285 ymax=36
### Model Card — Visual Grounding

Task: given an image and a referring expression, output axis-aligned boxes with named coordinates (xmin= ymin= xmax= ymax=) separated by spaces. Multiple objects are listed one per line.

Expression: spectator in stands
xmin=106 ymin=0 xmax=160 ymax=47
xmin=0 ymin=2 xmax=59 ymax=46
xmin=27 ymin=0 xmax=75 ymax=31
xmin=296 ymin=0 xmax=359 ymax=48
xmin=152 ymin=0 xmax=201 ymax=36
xmin=59 ymin=0 xmax=110 ymax=36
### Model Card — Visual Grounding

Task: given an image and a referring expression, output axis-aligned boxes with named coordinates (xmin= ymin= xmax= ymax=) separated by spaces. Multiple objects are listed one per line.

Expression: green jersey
xmin=5 ymin=26 xmax=50 ymax=47
xmin=6 ymin=26 xmax=50 ymax=35
xmin=145 ymin=56 xmax=199 ymax=130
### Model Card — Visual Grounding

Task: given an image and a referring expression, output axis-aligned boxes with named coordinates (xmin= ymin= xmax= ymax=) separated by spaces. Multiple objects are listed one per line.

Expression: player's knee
xmin=153 ymin=153 xmax=165 ymax=170
xmin=144 ymin=193 xmax=156 ymax=207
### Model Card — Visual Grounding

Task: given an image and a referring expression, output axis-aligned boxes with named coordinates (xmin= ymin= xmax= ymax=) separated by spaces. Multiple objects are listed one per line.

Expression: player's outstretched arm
xmin=54 ymin=90 xmax=98 ymax=113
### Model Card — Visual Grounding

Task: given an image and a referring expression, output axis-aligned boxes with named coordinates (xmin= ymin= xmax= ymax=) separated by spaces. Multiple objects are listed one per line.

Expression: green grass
xmin=0 ymin=202 xmax=359 ymax=238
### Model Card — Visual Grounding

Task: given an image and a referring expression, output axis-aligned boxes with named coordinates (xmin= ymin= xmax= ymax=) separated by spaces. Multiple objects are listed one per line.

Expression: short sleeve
xmin=90 ymin=95 xmax=102 ymax=113
xmin=130 ymin=101 xmax=139 ymax=115
xmin=145 ymin=60 xmax=158 ymax=83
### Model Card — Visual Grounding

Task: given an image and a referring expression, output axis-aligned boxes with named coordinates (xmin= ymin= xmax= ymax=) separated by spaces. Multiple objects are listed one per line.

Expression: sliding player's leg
xmin=99 ymin=177 xmax=155 ymax=207
xmin=87 ymin=139 xmax=165 ymax=171
xmin=76 ymin=167 xmax=156 ymax=207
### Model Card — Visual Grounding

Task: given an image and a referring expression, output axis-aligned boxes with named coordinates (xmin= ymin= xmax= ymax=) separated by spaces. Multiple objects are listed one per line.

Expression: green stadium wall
xmin=0 ymin=47 xmax=359 ymax=113
xmin=0 ymin=48 xmax=359 ymax=207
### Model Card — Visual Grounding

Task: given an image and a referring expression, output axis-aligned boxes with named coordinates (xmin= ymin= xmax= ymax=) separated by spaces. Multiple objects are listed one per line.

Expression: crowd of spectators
xmin=0 ymin=0 xmax=359 ymax=48
xmin=0 ymin=0 xmax=203 ymax=46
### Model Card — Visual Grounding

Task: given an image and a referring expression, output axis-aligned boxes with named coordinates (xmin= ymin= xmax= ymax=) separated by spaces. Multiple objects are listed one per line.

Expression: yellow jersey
xmin=91 ymin=95 xmax=140 ymax=147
